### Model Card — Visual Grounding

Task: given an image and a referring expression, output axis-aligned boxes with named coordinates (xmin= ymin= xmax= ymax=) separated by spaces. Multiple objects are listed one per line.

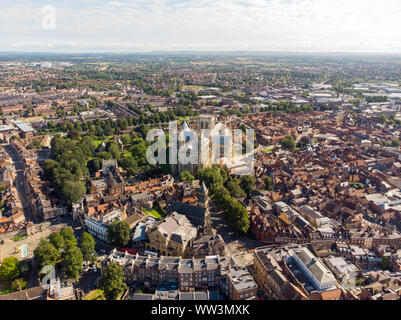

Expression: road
xmin=209 ymin=202 xmax=259 ymax=268
xmin=78 ymin=269 xmax=102 ymax=295
xmin=3 ymin=144 xmax=38 ymax=223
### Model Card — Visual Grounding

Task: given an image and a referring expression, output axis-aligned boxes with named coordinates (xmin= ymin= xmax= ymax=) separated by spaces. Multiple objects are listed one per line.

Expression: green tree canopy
xmin=11 ymin=278 xmax=27 ymax=291
xmin=60 ymin=227 xmax=78 ymax=250
xmin=34 ymin=239 xmax=60 ymax=269
xmin=100 ymin=262 xmax=127 ymax=300
xmin=179 ymin=170 xmax=194 ymax=183
xmin=120 ymin=134 xmax=131 ymax=146
xmin=61 ymin=180 xmax=86 ymax=205
xmin=48 ymin=231 xmax=65 ymax=250
xmin=198 ymin=166 xmax=225 ymax=191
xmin=281 ymin=135 xmax=296 ymax=150
xmin=79 ymin=232 xmax=97 ymax=262
xmin=87 ymin=158 xmax=102 ymax=175
xmin=107 ymin=221 xmax=131 ymax=247
xmin=264 ymin=176 xmax=274 ymax=191
xmin=107 ymin=141 xmax=120 ymax=159
xmin=63 ymin=247 xmax=84 ymax=281
xmin=0 ymin=257 xmax=20 ymax=281
xmin=240 ymin=175 xmax=256 ymax=198
xmin=118 ymin=155 xmax=137 ymax=177
xmin=226 ymin=180 xmax=246 ymax=198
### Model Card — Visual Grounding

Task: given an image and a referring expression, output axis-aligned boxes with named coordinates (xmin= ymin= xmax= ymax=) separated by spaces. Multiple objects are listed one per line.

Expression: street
xmin=209 ymin=202 xmax=259 ymax=268
xmin=3 ymin=144 xmax=38 ymax=223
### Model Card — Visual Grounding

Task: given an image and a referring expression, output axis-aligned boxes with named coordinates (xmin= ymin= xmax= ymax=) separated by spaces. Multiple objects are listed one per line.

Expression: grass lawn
xmin=83 ymin=289 xmax=105 ymax=300
xmin=143 ymin=208 xmax=163 ymax=219
xmin=178 ymin=116 xmax=191 ymax=121
xmin=182 ymin=85 xmax=205 ymax=92
xmin=13 ymin=235 xmax=27 ymax=242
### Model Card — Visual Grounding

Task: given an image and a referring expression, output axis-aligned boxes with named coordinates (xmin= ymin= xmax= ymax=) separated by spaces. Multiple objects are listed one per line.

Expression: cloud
xmin=0 ymin=0 xmax=400 ymax=52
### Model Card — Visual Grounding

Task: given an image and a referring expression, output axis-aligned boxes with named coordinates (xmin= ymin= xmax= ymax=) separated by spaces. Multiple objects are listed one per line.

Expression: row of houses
xmin=104 ymin=249 xmax=257 ymax=300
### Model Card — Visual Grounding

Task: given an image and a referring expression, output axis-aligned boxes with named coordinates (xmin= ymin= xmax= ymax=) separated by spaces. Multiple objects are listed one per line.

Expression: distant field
xmin=182 ymin=85 xmax=205 ymax=92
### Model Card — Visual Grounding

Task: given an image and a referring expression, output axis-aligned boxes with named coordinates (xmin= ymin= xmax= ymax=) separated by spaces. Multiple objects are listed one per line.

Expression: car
xmin=120 ymin=248 xmax=137 ymax=255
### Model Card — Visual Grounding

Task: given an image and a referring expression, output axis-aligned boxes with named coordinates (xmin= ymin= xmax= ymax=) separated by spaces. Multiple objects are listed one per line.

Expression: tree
xmin=67 ymin=128 xmax=80 ymax=140
xmin=11 ymin=278 xmax=27 ymax=291
xmin=179 ymin=170 xmax=194 ymax=183
xmin=61 ymin=180 xmax=86 ymax=205
xmin=87 ymin=158 xmax=102 ymax=175
xmin=130 ymin=142 xmax=147 ymax=162
xmin=107 ymin=141 xmax=120 ymax=159
xmin=120 ymin=134 xmax=131 ymax=146
xmin=63 ymin=247 xmax=84 ymax=280
xmin=228 ymin=201 xmax=250 ymax=234
xmin=97 ymin=151 xmax=112 ymax=160
xmin=226 ymin=180 xmax=246 ymax=198
xmin=107 ymin=221 xmax=131 ymax=247
xmin=213 ymin=185 xmax=231 ymax=207
xmin=18 ymin=260 xmax=30 ymax=278
xmin=198 ymin=166 xmax=224 ymax=191
xmin=34 ymin=239 xmax=60 ymax=269
xmin=78 ymin=136 xmax=96 ymax=157
xmin=118 ymin=155 xmax=137 ymax=177
xmin=80 ymin=232 xmax=97 ymax=263
xmin=281 ymin=135 xmax=296 ymax=150
xmin=60 ymin=227 xmax=78 ymax=250
xmin=391 ymin=138 xmax=400 ymax=148
xmin=48 ymin=231 xmax=65 ymax=250
xmin=0 ymin=257 xmax=20 ymax=281
xmin=100 ymin=262 xmax=127 ymax=300
xmin=381 ymin=256 xmax=391 ymax=270
xmin=43 ymin=159 xmax=59 ymax=180
xmin=240 ymin=175 xmax=256 ymax=198
xmin=264 ymin=176 xmax=274 ymax=191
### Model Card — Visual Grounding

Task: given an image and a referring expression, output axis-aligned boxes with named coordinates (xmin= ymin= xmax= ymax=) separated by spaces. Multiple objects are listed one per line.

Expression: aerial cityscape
xmin=1 ymin=0 xmax=401 ymax=307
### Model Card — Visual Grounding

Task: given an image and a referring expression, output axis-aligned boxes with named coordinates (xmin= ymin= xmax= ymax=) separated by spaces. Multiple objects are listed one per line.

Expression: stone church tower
xmin=171 ymin=115 xmax=217 ymax=176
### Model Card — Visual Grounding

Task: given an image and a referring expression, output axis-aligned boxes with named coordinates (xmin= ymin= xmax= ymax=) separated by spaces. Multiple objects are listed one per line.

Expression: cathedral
xmin=170 ymin=115 xmax=232 ymax=176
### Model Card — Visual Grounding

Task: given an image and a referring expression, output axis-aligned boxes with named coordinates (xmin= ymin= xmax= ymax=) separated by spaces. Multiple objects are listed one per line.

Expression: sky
xmin=1 ymin=0 xmax=401 ymax=53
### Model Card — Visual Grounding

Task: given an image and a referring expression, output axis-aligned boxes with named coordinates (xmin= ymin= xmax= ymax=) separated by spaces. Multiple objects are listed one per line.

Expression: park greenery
xmin=197 ymin=166 xmax=251 ymax=234
xmin=43 ymin=125 xmax=157 ymax=205
xmin=0 ymin=257 xmax=30 ymax=295
xmin=34 ymin=227 xmax=96 ymax=281
xmin=179 ymin=170 xmax=194 ymax=183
